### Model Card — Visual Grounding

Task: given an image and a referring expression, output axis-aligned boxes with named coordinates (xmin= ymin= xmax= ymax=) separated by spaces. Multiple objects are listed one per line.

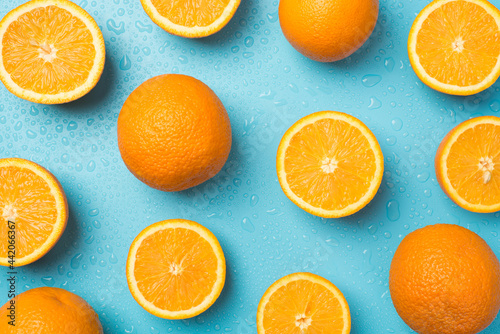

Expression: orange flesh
xmin=133 ymin=227 xmax=218 ymax=311
xmin=446 ymin=123 xmax=500 ymax=205
xmin=150 ymin=0 xmax=231 ymax=27
xmin=284 ymin=119 xmax=377 ymax=211
xmin=2 ymin=6 xmax=96 ymax=94
xmin=416 ymin=1 xmax=500 ymax=86
xmin=0 ymin=166 xmax=57 ymax=259
xmin=263 ymin=279 xmax=346 ymax=333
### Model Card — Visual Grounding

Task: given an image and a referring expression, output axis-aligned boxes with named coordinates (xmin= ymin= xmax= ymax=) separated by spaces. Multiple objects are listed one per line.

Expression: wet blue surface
xmin=1 ymin=0 xmax=500 ymax=333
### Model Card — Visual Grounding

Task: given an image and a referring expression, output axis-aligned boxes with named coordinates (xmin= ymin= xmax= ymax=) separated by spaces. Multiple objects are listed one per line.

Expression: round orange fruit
xmin=117 ymin=74 xmax=232 ymax=192
xmin=0 ymin=158 xmax=68 ymax=267
xmin=0 ymin=287 xmax=103 ymax=333
xmin=389 ymin=224 xmax=500 ymax=334
xmin=279 ymin=0 xmax=379 ymax=62
xmin=435 ymin=116 xmax=500 ymax=213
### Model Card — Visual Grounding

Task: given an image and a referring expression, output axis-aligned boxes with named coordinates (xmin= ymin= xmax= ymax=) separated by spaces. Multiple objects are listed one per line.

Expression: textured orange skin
xmin=279 ymin=0 xmax=379 ymax=62
xmin=0 ymin=287 xmax=103 ymax=333
xmin=389 ymin=224 xmax=500 ymax=334
xmin=117 ymin=74 xmax=232 ymax=192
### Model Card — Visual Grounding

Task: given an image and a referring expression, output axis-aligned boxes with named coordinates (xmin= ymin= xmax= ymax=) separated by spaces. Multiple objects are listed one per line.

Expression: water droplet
xmin=384 ymin=57 xmax=395 ymax=72
xmin=490 ymin=100 xmax=500 ymax=112
xmin=387 ymin=200 xmax=400 ymax=221
xmin=417 ymin=171 xmax=430 ymax=183
xmin=88 ymin=208 xmax=99 ymax=217
xmin=368 ymin=97 xmax=382 ymax=109
xmin=391 ymin=118 xmax=403 ymax=131
xmin=250 ymin=194 xmax=259 ymax=207
xmin=119 ymin=55 xmax=131 ymax=70
xmin=67 ymin=121 xmax=78 ymax=131
xmin=362 ymin=74 xmax=382 ymax=87
xmin=241 ymin=217 xmax=255 ymax=233
xmin=87 ymin=160 xmax=96 ymax=172
xmin=26 ymin=130 xmax=37 ymax=139
xmin=244 ymin=36 xmax=254 ymax=47
xmin=70 ymin=253 xmax=83 ymax=269
xmin=41 ymin=276 xmax=55 ymax=287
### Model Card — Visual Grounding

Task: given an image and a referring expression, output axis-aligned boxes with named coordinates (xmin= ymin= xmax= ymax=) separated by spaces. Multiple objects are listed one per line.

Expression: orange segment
xmin=277 ymin=111 xmax=384 ymax=218
xmin=126 ymin=219 xmax=226 ymax=319
xmin=0 ymin=0 xmax=105 ymax=104
xmin=257 ymin=272 xmax=351 ymax=334
xmin=0 ymin=158 xmax=68 ymax=267
xmin=141 ymin=0 xmax=241 ymax=38
xmin=408 ymin=0 xmax=500 ymax=95
xmin=436 ymin=116 xmax=500 ymax=213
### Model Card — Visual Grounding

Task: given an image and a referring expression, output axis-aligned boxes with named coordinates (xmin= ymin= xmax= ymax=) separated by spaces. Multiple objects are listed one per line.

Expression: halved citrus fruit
xmin=140 ymin=0 xmax=241 ymax=38
xmin=0 ymin=0 xmax=105 ymax=104
xmin=277 ymin=111 xmax=384 ymax=218
xmin=0 ymin=158 xmax=68 ymax=267
xmin=408 ymin=0 xmax=500 ymax=96
xmin=435 ymin=116 xmax=500 ymax=213
xmin=257 ymin=272 xmax=351 ymax=334
xmin=126 ymin=219 xmax=226 ymax=319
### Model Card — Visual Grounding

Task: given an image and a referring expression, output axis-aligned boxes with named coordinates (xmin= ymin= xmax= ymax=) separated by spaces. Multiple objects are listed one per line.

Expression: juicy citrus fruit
xmin=435 ymin=116 xmax=500 ymax=213
xmin=408 ymin=0 xmax=500 ymax=96
xmin=389 ymin=224 xmax=500 ymax=334
xmin=141 ymin=0 xmax=241 ymax=38
xmin=0 ymin=158 xmax=67 ymax=267
xmin=257 ymin=272 xmax=351 ymax=334
xmin=0 ymin=287 xmax=103 ymax=333
xmin=126 ymin=219 xmax=226 ymax=319
xmin=277 ymin=111 xmax=384 ymax=218
xmin=279 ymin=0 xmax=379 ymax=62
xmin=0 ymin=0 xmax=105 ymax=104
xmin=117 ymin=74 xmax=232 ymax=192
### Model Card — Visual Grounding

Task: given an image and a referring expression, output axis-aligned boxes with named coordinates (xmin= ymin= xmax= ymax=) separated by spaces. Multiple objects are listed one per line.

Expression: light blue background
xmin=1 ymin=0 xmax=500 ymax=333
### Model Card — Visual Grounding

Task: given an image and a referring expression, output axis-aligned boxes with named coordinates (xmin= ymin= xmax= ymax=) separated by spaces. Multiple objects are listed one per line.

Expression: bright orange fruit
xmin=141 ymin=0 xmax=241 ymax=38
xmin=279 ymin=0 xmax=379 ymax=62
xmin=408 ymin=0 xmax=500 ymax=95
xmin=277 ymin=111 xmax=384 ymax=218
xmin=0 ymin=158 xmax=67 ymax=267
xmin=257 ymin=272 xmax=351 ymax=334
xmin=0 ymin=287 xmax=103 ymax=333
xmin=0 ymin=0 xmax=105 ymax=104
xmin=435 ymin=116 xmax=500 ymax=213
xmin=389 ymin=224 xmax=500 ymax=334
xmin=117 ymin=74 xmax=232 ymax=192
xmin=126 ymin=219 xmax=226 ymax=319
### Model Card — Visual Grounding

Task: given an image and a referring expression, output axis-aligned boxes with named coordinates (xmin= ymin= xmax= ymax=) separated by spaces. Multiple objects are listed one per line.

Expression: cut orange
xmin=126 ymin=219 xmax=226 ymax=319
xmin=141 ymin=0 xmax=241 ymax=38
xmin=257 ymin=272 xmax=351 ymax=334
xmin=276 ymin=111 xmax=384 ymax=218
xmin=0 ymin=158 xmax=68 ymax=267
xmin=408 ymin=0 xmax=500 ymax=96
xmin=435 ymin=116 xmax=500 ymax=213
xmin=0 ymin=0 xmax=105 ymax=104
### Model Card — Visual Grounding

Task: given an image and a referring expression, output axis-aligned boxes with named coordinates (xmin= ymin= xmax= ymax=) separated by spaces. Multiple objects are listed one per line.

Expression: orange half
xmin=408 ymin=0 xmax=500 ymax=96
xmin=141 ymin=0 xmax=241 ymax=38
xmin=257 ymin=272 xmax=351 ymax=334
xmin=277 ymin=111 xmax=384 ymax=218
xmin=0 ymin=158 xmax=68 ymax=266
xmin=0 ymin=0 xmax=105 ymax=104
xmin=436 ymin=116 xmax=500 ymax=213
xmin=126 ymin=219 xmax=226 ymax=319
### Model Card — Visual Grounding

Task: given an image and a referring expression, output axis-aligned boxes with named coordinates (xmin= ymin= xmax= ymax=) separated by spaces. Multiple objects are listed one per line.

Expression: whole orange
xmin=117 ymin=74 xmax=232 ymax=192
xmin=0 ymin=287 xmax=103 ymax=333
xmin=279 ymin=0 xmax=379 ymax=62
xmin=389 ymin=224 xmax=500 ymax=334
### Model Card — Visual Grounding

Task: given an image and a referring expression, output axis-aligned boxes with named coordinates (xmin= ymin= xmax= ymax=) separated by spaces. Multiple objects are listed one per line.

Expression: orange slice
xmin=276 ymin=111 xmax=384 ymax=218
xmin=408 ymin=0 xmax=500 ymax=96
xmin=0 ymin=158 xmax=68 ymax=267
xmin=257 ymin=272 xmax=351 ymax=334
xmin=435 ymin=116 xmax=500 ymax=213
xmin=0 ymin=0 xmax=105 ymax=104
xmin=126 ymin=219 xmax=226 ymax=319
xmin=141 ymin=0 xmax=241 ymax=38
